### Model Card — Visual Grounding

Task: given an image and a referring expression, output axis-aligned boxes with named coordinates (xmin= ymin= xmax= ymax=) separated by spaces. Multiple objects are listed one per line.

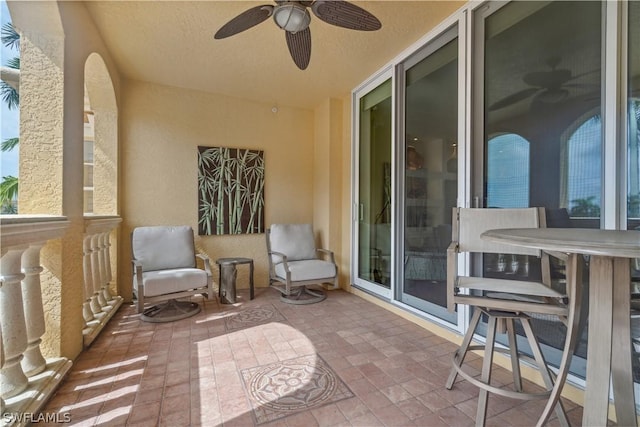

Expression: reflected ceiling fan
xmin=214 ymin=0 xmax=382 ymax=70
xmin=489 ymin=56 xmax=598 ymax=111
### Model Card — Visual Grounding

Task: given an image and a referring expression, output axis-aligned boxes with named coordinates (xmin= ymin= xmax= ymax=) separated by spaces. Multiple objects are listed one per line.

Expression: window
xmin=486 ymin=133 xmax=530 ymax=208
xmin=564 ymin=115 xmax=601 ymax=218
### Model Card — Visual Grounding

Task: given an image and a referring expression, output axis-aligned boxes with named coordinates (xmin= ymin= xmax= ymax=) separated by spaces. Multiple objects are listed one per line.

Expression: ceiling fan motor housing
xmin=273 ymin=3 xmax=311 ymax=33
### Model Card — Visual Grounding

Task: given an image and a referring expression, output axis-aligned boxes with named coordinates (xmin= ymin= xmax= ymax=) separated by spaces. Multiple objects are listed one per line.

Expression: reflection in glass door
xmin=400 ymin=28 xmax=458 ymax=322
xmin=474 ymin=0 xmax=602 ymax=380
xmin=353 ymin=78 xmax=392 ymax=296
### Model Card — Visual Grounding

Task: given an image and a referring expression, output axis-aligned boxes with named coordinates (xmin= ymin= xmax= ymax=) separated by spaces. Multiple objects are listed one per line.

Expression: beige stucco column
xmin=314 ymin=98 xmax=345 ymax=286
xmin=14 ymin=3 xmax=87 ymax=359
xmin=0 ymin=325 xmax=4 ymax=414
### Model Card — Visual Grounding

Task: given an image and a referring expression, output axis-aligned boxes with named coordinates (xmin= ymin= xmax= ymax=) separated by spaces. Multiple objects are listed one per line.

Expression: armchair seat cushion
xmin=274 ymin=259 xmax=336 ymax=282
xmin=140 ymin=268 xmax=208 ymax=297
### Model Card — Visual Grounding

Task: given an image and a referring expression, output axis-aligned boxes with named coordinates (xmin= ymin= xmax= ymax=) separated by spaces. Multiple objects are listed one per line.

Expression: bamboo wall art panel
xmin=197 ymin=146 xmax=265 ymax=235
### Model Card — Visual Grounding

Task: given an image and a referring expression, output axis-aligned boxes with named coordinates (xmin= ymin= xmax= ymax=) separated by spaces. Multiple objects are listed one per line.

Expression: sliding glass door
xmin=398 ymin=27 xmax=458 ymax=322
xmin=352 ymin=76 xmax=393 ymax=297
xmin=473 ymin=0 xmax=603 ymax=379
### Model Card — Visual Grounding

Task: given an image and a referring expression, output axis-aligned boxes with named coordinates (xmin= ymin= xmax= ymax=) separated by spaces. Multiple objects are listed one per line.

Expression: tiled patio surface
xmin=40 ymin=288 xmax=584 ymax=426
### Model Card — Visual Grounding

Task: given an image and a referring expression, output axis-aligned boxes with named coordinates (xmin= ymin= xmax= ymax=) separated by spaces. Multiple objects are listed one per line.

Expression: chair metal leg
xmin=506 ymin=318 xmax=522 ymax=392
xmin=520 ymin=318 xmax=569 ymax=427
xmin=477 ymin=315 xmax=498 ymax=427
xmin=447 ymin=309 xmax=482 ymax=389
xmin=536 ymin=253 xmax=584 ymax=427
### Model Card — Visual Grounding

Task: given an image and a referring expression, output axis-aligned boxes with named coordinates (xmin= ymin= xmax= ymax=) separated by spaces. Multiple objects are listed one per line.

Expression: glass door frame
xmin=469 ymin=0 xmax=635 ymax=387
xmin=394 ymin=23 xmax=462 ymax=324
xmin=351 ymin=66 xmax=395 ymax=299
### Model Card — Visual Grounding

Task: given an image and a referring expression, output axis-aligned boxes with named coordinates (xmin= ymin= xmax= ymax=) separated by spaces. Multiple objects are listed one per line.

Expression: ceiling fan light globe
xmin=273 ymin=4 xmax=311 ymax=33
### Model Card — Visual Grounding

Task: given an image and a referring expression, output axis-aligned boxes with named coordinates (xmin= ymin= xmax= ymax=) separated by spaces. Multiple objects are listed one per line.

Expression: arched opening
xmin=562 ymin=115 xmax=601 ymax=218
xmin=84 ymin=52 xmax=118 ymax=215
xmin=486 ymin=133 xmax=530 ymax=208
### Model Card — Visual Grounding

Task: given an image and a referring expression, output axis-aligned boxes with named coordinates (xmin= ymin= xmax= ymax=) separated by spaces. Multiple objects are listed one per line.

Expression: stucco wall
xmin=313 ymin=98 xmax=347 ymax=286
xmin=119 ymin=81 xmax=316 ymax=299
xmin=11 ymin=1 xmax=122 ymax=359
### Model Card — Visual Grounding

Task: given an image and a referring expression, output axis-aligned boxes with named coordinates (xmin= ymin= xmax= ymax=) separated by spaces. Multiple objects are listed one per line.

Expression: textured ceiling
xmin=84 ymin=1 xmax=464 ymax=109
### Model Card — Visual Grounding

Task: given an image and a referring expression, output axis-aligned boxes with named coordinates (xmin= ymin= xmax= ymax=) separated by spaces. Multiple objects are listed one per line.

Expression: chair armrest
xmin=316 ymin=248 xmax=336 ymax=263
xmin=132 ymin=258 xmax=144 ymax=313
xmin=196 ymin=253 xmax=213 ymax=276
xmin=269 ymin=250 xmax=288 ymax=263
xmin=132 ymin=259 xmax=143 ymax=278
xmin=269 ymin=250 xmax=290 ymax=274
xmin=196 ymin=253 xmax=214 ymax=298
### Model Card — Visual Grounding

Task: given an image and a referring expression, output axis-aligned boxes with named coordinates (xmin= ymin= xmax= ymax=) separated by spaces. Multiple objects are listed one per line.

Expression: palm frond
xmin=1 ymin=23 xmax=20 ymax=50
xmin=6 ymin=57 xmax=19 ymax=69
xmin=1 ymin=81 xmax=19 ymax=110
xmin=1 ymin=137 xmax=19 ymax=152
xmin=0 ymin=175 xmax=19 ymax=206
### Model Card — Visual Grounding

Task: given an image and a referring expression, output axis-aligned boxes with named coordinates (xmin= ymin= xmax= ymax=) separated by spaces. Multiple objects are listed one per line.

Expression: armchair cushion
xmin=269 ymin=223 xmax=317 ymax=261
xmin=140 ymin=268 xmax=208 ymax=297
xmin=274 ymin=259 xmax=337 ymax=282
xmin=132 ymin=225 xmax=196 ymax=271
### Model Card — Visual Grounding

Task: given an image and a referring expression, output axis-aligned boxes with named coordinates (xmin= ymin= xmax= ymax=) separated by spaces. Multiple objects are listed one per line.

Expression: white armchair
xmin=266 ymin=224 xmax=338 ymax=304
xmin=131 ymin=226 xmax=214 ymax=318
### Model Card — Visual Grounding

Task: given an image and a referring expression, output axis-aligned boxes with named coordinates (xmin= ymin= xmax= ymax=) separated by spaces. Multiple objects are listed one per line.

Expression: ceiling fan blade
xmin=311 ymin=0 xmax=381 ymax=31
xmin=523 ymin=69 xmax=572 ymax=88
xmin=276 ymin=0 xmax=313 ymax=5
xmin=286 ymin=28 xmax=311 ymax=70
xmin=214 ymin=5 xmax=274 ymax=39
xmin=563 ymin=83 xmax=600 ymax=90
xmin=533 ymin=88 xmax=569 ymax=104
xmin=489 ymin=87 xmax=540 ymax=111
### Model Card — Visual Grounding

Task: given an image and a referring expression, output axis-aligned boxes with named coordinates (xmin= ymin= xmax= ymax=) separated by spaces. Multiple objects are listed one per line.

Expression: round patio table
xmin=482 ymin=228 xmax=640 ymax=427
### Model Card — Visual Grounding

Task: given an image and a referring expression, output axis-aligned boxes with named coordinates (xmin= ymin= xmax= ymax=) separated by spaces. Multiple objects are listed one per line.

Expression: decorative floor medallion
xmin=224 ymin=304 xmax=287 ymax=332
xmin=241 ymin=354 xmax=354 ymax=424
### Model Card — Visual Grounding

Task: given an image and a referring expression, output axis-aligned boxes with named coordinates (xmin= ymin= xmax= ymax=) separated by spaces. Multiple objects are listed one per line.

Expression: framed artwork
xmin=197 ymin=146 xmax=265 ymax=235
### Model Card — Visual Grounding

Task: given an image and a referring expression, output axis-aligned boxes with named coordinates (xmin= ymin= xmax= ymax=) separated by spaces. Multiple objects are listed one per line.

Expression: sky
xmin=0 ymin=0 xmax=19 ymax=179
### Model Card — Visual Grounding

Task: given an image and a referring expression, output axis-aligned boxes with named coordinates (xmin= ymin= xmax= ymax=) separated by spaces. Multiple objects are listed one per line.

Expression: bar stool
xmin=446 ymin=208 xmax=584 ymax=426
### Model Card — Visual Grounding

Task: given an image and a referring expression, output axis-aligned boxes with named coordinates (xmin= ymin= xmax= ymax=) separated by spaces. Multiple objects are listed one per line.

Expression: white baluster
xmin=96 ymin=232 xmax=112 ymax=313
xmin=89 ymin=234 xmax=105 ymax=319
xmin=20 ymin=243 xmax=47 ymax=377
xmin=82 ymin=218 xmax=123 ymax=348
xmin=100 ymin=232 xmax=116 ymax=306
xmin=0 ymin=247 xmax=28 ymax=398
xmin=82 ymin=235 xmax=96 ymax=324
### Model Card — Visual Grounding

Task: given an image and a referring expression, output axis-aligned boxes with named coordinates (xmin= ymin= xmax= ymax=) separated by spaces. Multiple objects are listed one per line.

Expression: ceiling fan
xmin=489 ymin=57 xmax=598 ymax=111
xmin=214 ymin=0 xmax=382 ymax=70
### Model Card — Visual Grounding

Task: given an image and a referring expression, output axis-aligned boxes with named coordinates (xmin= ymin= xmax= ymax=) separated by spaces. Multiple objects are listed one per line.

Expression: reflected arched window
xmin=564 ymin=116 xmax=601 ymax=218
xmin=486 ymin=133 xmax=530 ymax=208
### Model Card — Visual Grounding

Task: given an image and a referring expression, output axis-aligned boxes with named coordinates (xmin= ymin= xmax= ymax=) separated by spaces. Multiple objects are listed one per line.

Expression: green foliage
xmin=570 ymin=196 xmax=600 ymax=218
xmin=629 ymin=194 xmax=640 ymax=219
xmin=0 ymin=175 xmax=18 ymax=213
xmin=1 ymin=137 xmax=19 ymax=152
xmin=1 ymin=22 xmax=20 ymax=212
xmin=6 ymin=57 xmax=19 ymax=69
xmin=1 ymin=81 xmax=18 ymax=110
xmin=1 ymin=22 xmax=19 ymax=50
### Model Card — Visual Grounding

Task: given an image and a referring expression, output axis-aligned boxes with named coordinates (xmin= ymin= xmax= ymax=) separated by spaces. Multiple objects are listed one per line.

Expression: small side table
xmin=215 ymin=257 xmax=254 ymax=303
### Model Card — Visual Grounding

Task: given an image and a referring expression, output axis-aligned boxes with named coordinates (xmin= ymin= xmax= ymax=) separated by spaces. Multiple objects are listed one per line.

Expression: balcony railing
xmin=0 ymin=215 xmax=122 ymax=426
xmin=82 ymin=216 xmax=123 ymax=347
xmin=1 ymin=216 xmax=72 ymax=425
